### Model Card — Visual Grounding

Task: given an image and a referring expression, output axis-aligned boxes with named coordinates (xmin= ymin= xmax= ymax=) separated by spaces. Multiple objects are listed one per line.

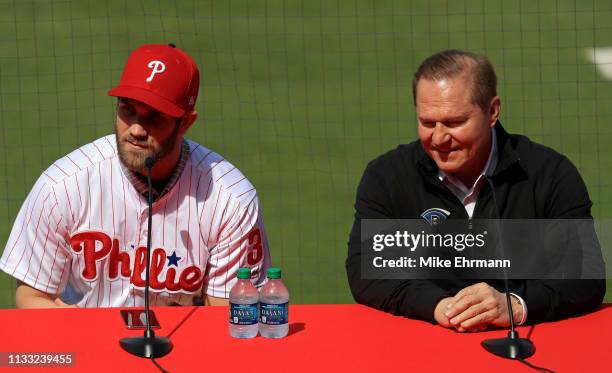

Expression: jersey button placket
xmin=140 ymin=207 xmax=149 ymax=244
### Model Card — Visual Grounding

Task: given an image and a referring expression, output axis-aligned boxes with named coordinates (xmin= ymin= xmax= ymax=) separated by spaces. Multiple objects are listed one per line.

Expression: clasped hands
xmin=434 ymin=282 xmax=522 ymax=332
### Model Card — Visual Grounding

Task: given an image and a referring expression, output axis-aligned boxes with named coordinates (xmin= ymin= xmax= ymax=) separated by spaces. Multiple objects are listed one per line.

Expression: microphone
xmin=145 ymin=156 xmax=155 ymax=169
xmin=481 ymin=176 xmax=535 ymax=360
xmin=120 ymin=156 xmax=174 ymax=358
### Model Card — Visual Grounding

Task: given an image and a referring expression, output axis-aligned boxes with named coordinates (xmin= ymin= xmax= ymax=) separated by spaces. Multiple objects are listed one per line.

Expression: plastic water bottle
xmin=229 ymin=268 xmax=259 ymax=338
xmin=259 ymin=267 xmax=289 ymax=338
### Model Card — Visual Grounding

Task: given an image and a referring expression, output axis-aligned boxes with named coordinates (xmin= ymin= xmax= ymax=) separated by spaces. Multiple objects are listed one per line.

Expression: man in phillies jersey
xmin=0 ymin=44 xmax=271 ymax=308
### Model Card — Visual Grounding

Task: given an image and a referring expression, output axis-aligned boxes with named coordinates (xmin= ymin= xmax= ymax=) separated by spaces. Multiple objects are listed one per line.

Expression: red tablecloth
xmin=0 ymin=304 xmax=610 ymax=372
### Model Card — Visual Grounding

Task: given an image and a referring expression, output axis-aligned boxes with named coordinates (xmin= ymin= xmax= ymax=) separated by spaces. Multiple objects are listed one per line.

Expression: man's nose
xmin=431 ymin=123 xmax=451 ymax=147
xmin=129 ymin=122 xmax=148 ymax=138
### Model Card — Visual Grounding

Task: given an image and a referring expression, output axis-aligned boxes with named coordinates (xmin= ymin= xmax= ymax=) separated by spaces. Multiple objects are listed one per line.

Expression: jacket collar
xmin=416 ymin=120 xmax=522 ymax=179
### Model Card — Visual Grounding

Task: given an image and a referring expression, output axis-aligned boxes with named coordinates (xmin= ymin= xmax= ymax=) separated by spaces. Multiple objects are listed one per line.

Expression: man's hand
xmin=434 ymin=296 xmax=487 ymax=332
xmin=433 ymin=297 xmax=454 ymax=327
xmin=203 ymin=294 xmax=229 ymax=306
xmin=444 ymin=282 xmax=522 ymax=332
xmin=53 ymin=297 xmax=78 ymax=308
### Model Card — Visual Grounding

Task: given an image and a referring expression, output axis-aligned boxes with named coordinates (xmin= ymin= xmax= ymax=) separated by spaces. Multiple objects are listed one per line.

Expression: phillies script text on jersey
xmin=69 ymin=229 xmax=264 ymax=292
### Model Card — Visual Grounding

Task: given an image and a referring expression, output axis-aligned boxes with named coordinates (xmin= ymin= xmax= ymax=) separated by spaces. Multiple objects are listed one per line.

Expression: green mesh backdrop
xmin=1 ymin=0 xmax=611 ymax=307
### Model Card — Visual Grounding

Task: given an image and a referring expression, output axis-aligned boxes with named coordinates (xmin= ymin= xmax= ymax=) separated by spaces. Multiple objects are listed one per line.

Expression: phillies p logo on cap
xmin=108 ymin=44 xmax=200 ymax=118
xmin=146 ymin=60 xmax=166 ymax=82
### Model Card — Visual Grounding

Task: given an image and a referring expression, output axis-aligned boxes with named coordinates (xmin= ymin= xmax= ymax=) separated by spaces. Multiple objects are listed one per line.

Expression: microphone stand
xmin=120 ymin=157 xmax=173 ymax=358
xmin=481 ymin=177 xmax=534 ymax=359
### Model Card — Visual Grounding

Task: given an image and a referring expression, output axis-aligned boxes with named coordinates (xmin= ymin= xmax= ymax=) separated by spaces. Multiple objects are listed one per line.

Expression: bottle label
xmin=229 ymin=303 xmax=258 ymax=325
xmin=259 ymin=302 xmax=288 ymax=325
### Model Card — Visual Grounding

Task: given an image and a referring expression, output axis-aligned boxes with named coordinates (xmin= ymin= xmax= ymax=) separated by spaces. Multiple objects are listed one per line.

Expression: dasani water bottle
xmin=259 ymin=267 xmax=289 ymax=338
xmin=229 ymin=268 xmax=259 ymax=338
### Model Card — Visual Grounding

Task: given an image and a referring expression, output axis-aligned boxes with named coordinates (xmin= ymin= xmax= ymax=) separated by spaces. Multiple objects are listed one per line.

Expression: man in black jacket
xmin=346 ymin=50 xmax=605 ymax=332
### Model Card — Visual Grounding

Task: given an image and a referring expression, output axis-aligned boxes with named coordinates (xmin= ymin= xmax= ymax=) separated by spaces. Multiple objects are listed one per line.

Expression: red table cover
xmin=0 ymin=304 xmax=610 ymax=372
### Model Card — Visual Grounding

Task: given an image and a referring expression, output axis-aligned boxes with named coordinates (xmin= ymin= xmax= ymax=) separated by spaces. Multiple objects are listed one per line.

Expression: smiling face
xmin=115 ymin=98 xmax=182 ymax=175
xmin=416 ymin=74 xmax=500 ymax=187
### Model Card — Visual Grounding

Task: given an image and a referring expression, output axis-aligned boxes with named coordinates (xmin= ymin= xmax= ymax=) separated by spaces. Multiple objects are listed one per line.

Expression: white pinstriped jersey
xmin=0 ymin=135 xmax=271 ymax=307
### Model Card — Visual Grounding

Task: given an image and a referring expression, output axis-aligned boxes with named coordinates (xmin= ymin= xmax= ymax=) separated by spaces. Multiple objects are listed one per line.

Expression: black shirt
xmin=346 ymin=122 xmax=606 ymax=324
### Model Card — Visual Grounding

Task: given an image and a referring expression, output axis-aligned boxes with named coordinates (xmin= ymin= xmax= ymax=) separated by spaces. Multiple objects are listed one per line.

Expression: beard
xmin=115 ymin=124 xmax=180 ymax=174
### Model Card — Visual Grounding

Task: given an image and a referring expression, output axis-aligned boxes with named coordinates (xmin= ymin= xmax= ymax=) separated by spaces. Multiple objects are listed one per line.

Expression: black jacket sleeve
xmin=345 ymin=161 xmax=454 ymax=324
xmin=519 ymin=156 xmax=606 ymax=324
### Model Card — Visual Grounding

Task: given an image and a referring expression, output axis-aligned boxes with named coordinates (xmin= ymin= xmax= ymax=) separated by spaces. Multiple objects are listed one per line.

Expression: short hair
xmin=412 ymin=49 xmax=497 ymax=112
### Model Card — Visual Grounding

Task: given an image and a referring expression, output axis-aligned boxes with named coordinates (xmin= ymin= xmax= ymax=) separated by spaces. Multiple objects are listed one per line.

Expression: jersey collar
xmin=119 ymin=140 xmax=191 ymax=201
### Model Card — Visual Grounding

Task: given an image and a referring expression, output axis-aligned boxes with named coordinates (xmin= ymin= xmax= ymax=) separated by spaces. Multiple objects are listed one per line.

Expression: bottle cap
xmin=237 ymin=268 xmax=251 ymax=279
xmin=267 ymin=267 xmax=281 ymax=279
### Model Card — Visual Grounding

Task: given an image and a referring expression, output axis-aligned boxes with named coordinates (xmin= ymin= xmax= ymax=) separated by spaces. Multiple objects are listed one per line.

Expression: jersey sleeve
xmin=202 ymin=192 xmax=271 ymax=298
xmin=0 ymin=177 xmax=72 ymax=295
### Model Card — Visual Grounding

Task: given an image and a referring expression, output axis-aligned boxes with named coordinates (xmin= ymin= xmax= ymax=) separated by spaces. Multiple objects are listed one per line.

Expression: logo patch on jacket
xmin=420 ymin=208 xmax=450 ymax=226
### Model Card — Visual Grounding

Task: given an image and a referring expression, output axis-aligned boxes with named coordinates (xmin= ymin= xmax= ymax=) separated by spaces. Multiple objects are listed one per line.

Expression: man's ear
xmin=178 ymin=111 xmax=198 ymax=134
xmin=488 ymin=96 xmax=501 ymax=127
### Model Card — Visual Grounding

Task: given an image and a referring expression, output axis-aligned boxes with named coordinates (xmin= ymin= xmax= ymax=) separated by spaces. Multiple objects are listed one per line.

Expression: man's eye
xmin=149 ymin=114 xmax=165 ymax=123
xmin=119 ymin=105 xmax=134 ymax=116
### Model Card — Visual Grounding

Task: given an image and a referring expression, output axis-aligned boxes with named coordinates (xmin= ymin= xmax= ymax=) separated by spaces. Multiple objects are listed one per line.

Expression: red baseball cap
xmin=108 ymin=44 xmax=200 ymax=118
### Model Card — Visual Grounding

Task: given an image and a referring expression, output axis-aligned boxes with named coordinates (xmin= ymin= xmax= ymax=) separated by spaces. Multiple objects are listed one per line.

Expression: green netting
xmin=1 ymin=0 xmax=611 ymax=307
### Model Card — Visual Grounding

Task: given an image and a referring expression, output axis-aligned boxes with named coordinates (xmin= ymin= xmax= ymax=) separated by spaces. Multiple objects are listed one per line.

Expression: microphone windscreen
xmin=145 ymin=157 xmax=155 ymax=169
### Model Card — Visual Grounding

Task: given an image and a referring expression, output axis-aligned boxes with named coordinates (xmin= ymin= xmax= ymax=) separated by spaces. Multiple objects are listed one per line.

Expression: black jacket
xmin=346 ymin=122 xmax=605 ymax=324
